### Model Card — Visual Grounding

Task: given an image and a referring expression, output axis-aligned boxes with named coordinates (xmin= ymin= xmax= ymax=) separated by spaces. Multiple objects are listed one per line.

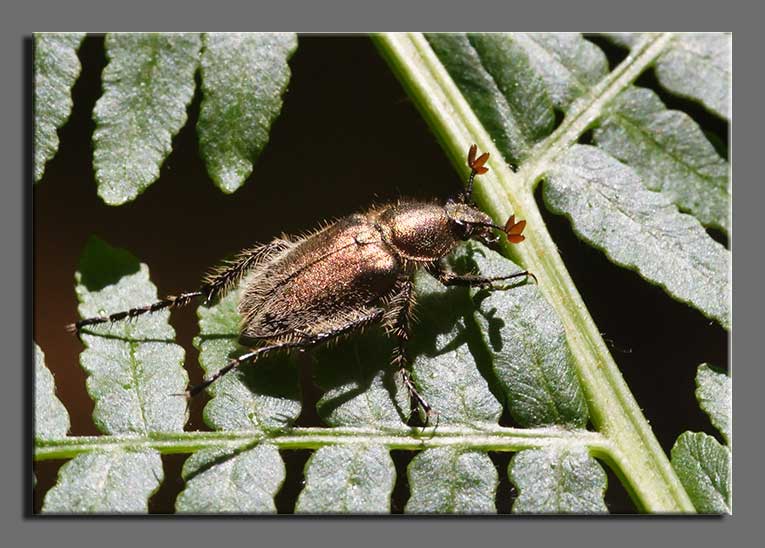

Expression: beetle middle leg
xmin=387 ymin=277 xmax=436 ymax=426
xmin=186 ymin=341 xmax=305 ymax=397
xmin=188 ymin=308 xmax=386 ymax=397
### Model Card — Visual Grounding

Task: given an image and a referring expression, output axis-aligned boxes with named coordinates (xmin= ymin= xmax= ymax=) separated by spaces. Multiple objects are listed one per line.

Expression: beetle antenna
xmin=469 ymin=214 xmax=528 ymax=244
xmin=470 ymin=221 xmax=507 ymax=232
xmin=464 ymin=144 xmax=489 ymax=202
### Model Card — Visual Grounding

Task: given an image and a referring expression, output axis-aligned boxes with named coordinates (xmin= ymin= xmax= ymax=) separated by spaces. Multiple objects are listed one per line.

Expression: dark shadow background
xmin=33 ymin=35 xmax=729 ymax=514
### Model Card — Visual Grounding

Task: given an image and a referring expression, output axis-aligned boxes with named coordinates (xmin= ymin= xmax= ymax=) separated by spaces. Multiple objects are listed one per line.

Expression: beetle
xmin=68 ymin=145 xmax=531 ymax=422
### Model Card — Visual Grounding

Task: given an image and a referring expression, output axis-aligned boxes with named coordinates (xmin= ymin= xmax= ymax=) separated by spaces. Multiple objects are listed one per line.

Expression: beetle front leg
xmin=388 ymin=278 xmax=436 ymax=426
xmin=432 ymin=265 xmax=536 ymax=290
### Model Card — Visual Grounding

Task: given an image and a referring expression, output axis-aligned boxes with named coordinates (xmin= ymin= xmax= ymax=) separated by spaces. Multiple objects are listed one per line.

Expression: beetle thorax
xmin=374 ymin=201 xmax=460 ymax=262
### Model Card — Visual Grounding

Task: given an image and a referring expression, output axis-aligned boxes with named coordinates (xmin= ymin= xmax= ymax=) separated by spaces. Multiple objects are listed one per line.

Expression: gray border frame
xmin=6 ymin=1 xmax=755 ymax=546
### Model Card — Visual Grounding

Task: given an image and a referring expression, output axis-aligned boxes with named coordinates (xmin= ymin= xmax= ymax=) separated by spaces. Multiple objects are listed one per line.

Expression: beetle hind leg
xmin=68 ymin=241 xmax=290 ymax=336
xmin=67 ymin=290 xmax=206 ymax=335
xmin=387 ymin=277 xmax=436 ymax=426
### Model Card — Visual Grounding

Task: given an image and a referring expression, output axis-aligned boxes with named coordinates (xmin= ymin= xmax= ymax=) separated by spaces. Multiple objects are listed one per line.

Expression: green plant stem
xmin=373 ymin=32 xmax=694 ymax=513
xmin=35 ymin=426 xmax=611 ymax=460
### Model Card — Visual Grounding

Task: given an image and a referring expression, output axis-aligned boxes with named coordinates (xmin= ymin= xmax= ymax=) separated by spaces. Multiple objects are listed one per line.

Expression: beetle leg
xmin=67 ymin=290 xmax=206 ymax=335
xmin=186 ymin=308 xmax=386 ymax=397
xmin=399 ymin=367 xmax=435 ymax=424
xmin=294 ymin=308 xmax=386 ymax=346
xmin=388 ymin=278 xmax=436 ymax=426
xmin=432 ymin=265 xmax=536 ymax=289
xmin=185 ymin=341 xmax=306 ymax=398
xmin=202 ymin=239 xmax=291 ymax=304
xmin=67 ymin=240 xmax=291 ymax=335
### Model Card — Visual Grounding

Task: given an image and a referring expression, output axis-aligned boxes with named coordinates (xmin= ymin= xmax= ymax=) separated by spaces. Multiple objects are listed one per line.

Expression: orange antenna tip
xmin=468 ymin=148 xmax=490 ymax=173
xmin=468 ymin=144 xmax=478 ymax=166
xmin=504 ymin=215 xmax=527 ymax=244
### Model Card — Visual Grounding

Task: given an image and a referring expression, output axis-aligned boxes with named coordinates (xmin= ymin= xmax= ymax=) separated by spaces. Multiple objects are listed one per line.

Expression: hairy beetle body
xmin=239 ymin=198 xmax=492 ymax=344
xmin=69 ymin=146 xmax=531 ymax=421
xmin=239 ymin=213 xmax=401 ymax=342
xmin=376 ymin=201 xmax=462 ymax=262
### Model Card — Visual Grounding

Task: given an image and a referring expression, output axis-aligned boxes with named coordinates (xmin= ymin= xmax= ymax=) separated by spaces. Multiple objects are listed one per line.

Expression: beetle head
xmin=447 ymin=145 xmax=528 ymax=247
xmin=445 ymin=199 xmax=502 ymax=246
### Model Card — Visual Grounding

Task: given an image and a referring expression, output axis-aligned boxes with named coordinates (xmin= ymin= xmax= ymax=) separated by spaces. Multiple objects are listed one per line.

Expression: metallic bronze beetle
xmin=69 ymin=145 xmax=531 ymax=421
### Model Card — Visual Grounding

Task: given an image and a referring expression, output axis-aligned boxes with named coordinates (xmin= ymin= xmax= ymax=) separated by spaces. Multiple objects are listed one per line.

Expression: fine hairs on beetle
xmin=68 ymin=145 xmax=533 ymax=423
